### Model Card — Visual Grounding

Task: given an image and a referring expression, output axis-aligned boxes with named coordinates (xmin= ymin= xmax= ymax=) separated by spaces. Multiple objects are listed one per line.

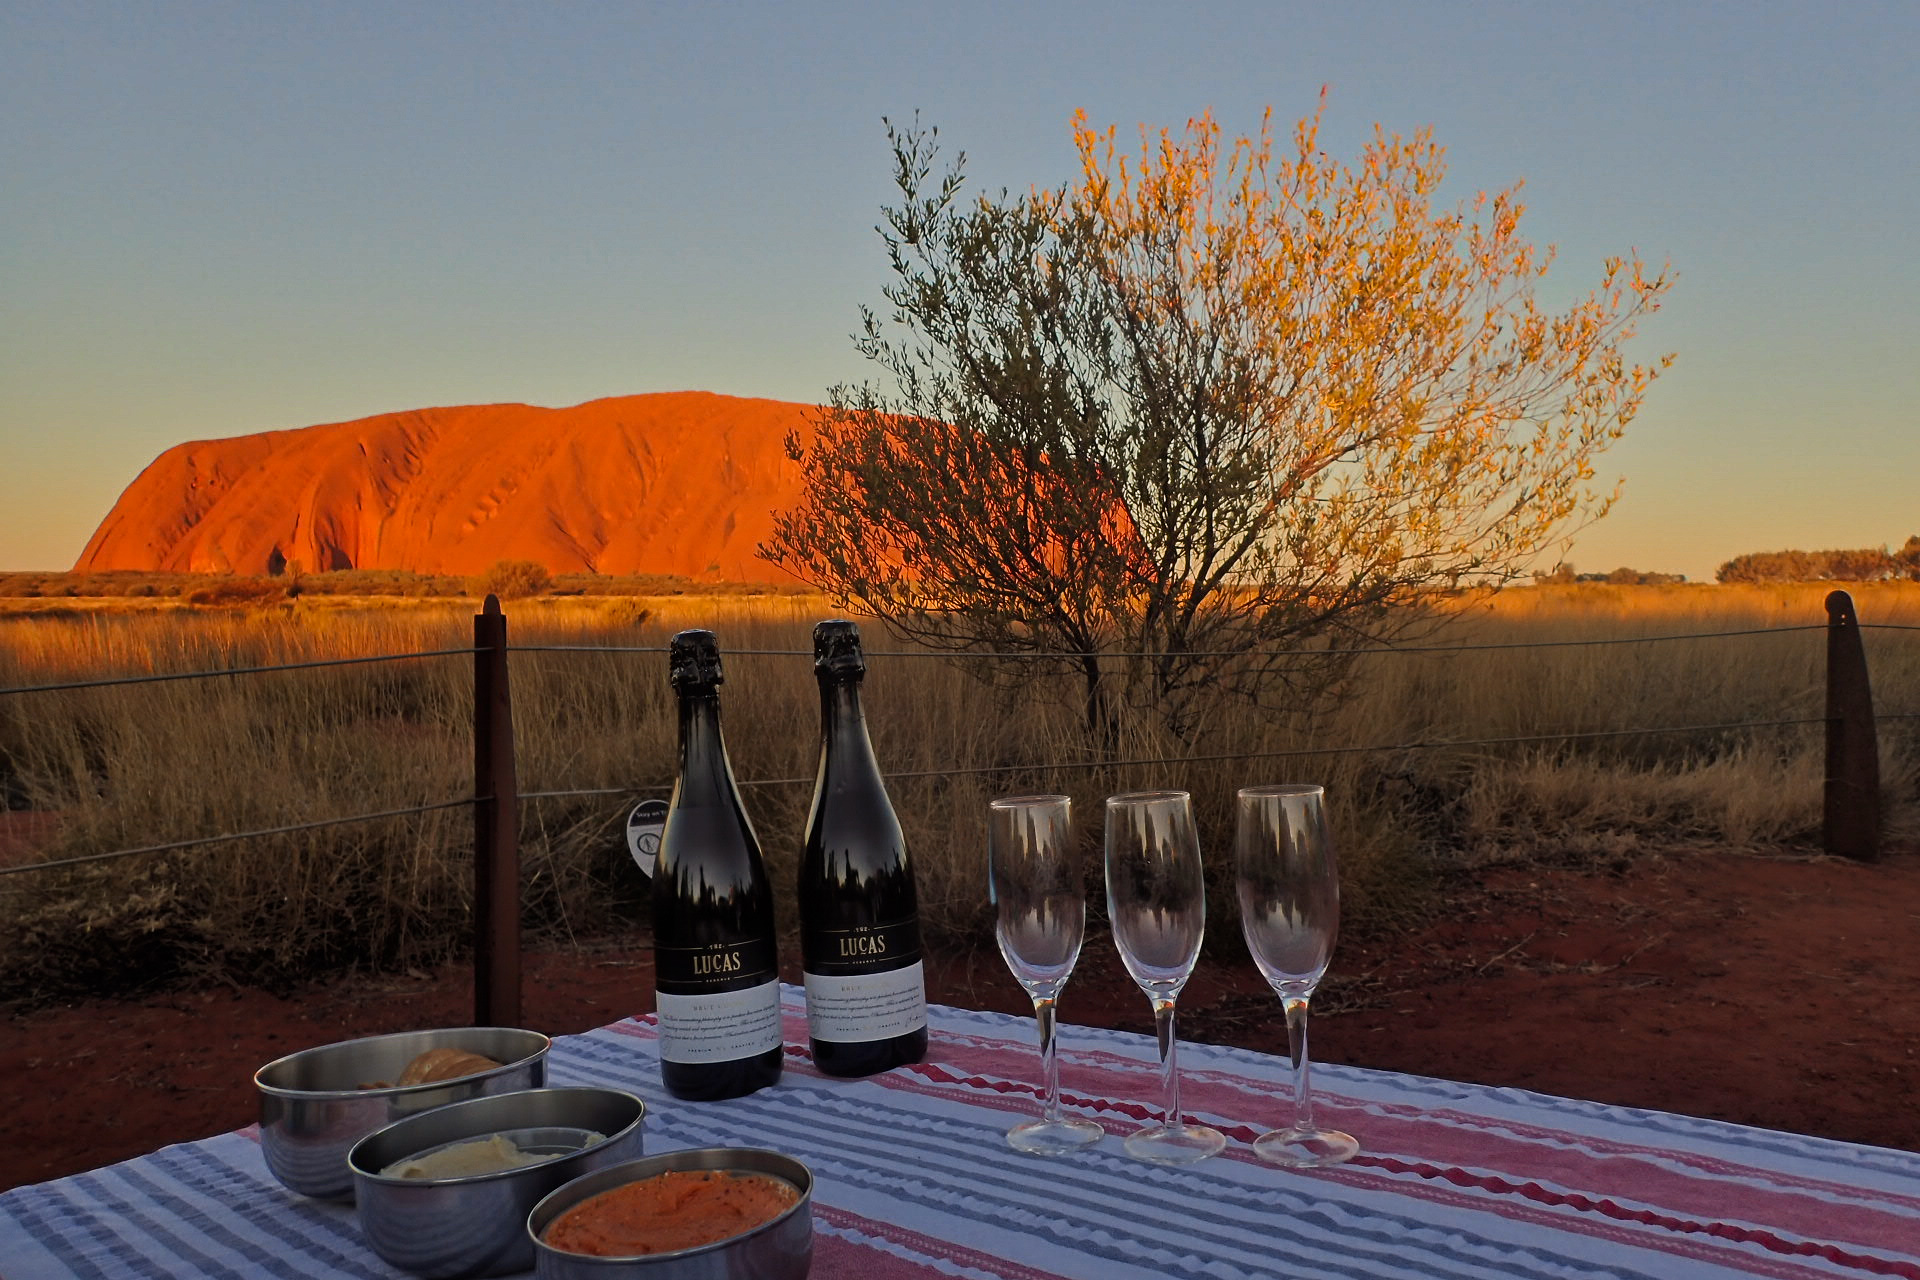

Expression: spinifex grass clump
xmin=0 ymin=583 xmax=1916 ymax=1001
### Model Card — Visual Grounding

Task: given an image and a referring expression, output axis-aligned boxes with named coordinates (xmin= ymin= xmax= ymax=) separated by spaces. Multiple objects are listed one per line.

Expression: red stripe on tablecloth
xmin=902 ymin=1032 xmax=1920 ymax=1257
xmin=866 ymin=1062 xmax=1836 ymax=1280
xmin=814 ymin=1202 xmax=1067 ymax=1280
xmin=1038 ymin=1031 xmax=1920 ymax=1212
xmin=886 ymin=1054 xmax=1920 ymax=1276
xmin=1345 ymin=1156 xmax=1920 ymax=1280
xmin=880 ymin=1061 xmax=1900 ymax=1280
xmin=813 ymin=1232 xmax=942 ymax=1279
xmin=603 ymin=1011 xmax=1920 ymax=1274
xmin=1339 ymin=1091 xmax=1920 ymax=1214
xmin=1314 ymin=1158 xmax=1884 ymax=1280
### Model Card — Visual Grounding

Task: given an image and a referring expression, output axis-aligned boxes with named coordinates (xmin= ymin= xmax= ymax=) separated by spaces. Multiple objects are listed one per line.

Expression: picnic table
xmin=3 ymin=988 xmax=1917 ymax=1278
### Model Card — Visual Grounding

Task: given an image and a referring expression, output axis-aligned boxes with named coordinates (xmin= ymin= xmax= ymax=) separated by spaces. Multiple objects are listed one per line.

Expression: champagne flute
xmin=1235 ymin=784 xmax=1359 ymax=1167
xmin=988 ymin=795 xmax=1105 ymax=1155
xmin=1104 ymin=790 xmax=1226 ymax=1164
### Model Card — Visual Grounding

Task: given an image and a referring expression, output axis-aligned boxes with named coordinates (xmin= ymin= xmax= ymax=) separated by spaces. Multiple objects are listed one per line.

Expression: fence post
xmin=1823 ymin=589 xmax=1880 ymax=861
xmin=473 ymin=594 xmax=523 ymax=1026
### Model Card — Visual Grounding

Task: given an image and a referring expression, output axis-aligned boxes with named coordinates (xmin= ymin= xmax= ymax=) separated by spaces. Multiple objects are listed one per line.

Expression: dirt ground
xmin=4 ymin=846 xmax=1917 ymax=1193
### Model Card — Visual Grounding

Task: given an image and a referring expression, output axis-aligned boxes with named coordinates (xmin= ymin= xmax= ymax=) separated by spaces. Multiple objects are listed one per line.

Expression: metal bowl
xmin=255 ymin=1026 xmax=550 ymax=1200
xmin=528 ymin=1148 xmax=813 ymax=1279
xmin=349 ymin=1087 xmax=647 ymax=1279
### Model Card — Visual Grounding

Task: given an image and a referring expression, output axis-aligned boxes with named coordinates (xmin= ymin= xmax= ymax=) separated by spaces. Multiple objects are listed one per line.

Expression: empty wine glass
xmin=1104 ymin=790 xmax=1226 ymax=1165
xmin=1235 ymin=784 xmax=1359 ymax=1167
xmin=988 ymin=794 xmax=1105 ymax=1155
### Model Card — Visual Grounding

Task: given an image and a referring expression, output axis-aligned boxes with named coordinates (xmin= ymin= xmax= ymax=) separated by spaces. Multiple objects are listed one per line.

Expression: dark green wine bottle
xmin=652 ymin=629 xmax=783 ymax=1101
xmin=798 ymin=619 xmax=929 ymax=1077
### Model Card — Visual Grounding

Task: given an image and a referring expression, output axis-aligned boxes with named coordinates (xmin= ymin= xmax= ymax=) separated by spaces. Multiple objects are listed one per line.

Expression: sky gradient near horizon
xmin=3 ymin=2 xmax=1916 ymax=581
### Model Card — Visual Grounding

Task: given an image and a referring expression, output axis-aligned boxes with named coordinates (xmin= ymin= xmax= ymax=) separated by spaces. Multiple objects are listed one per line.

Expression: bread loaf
xmin=395 ymin=1048 xmax=502 ymax=1086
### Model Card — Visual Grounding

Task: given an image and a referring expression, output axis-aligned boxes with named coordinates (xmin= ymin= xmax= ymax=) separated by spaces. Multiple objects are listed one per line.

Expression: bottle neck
xmin=819 ymin=677 xmax=877 ymax=770
xmin=676 ymin=689 xmax=735 ymax=806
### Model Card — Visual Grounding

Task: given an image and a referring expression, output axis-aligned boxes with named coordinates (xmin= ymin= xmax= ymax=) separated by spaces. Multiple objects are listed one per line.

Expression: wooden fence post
xmin=1823 ymin=589 xmax=1881 ymax=861
xmin=473 ymin=594 xmax=522 ymax=1026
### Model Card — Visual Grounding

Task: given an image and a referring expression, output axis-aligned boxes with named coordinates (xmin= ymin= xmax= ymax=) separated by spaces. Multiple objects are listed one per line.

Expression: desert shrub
xmin=472 ymin=561 xmax=552 ymax=600
xmin=548 ymin=573 xmax=814 ymax=598
xmin=185 ymin=578 xmax=286 ymax=607
xmin=596 ymin=598 xmax=654 ymax=628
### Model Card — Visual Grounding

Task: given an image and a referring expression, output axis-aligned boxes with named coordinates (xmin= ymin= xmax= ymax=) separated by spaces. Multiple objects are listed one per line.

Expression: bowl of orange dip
xmin=527 ymin=1148 xmax=812 ymax=1278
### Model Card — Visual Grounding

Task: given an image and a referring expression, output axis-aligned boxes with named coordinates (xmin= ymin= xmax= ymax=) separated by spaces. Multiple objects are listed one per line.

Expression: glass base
xmin=1007 ymin=1115 xmax=1104 ymax=1156
xmin=1252 ymin=1125 xmax=1359 ymax=1168
xmin=1123 ymin=1121 xmax=1227 ymax=1165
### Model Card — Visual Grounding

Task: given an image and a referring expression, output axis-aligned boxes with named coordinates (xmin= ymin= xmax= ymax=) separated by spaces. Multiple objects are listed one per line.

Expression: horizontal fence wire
xmin=4 ymin=621 xmax=1915 ymax=699
xmin=2 ymin=605 xmax=1911 ymax=877
xmin=0 ymin=647 xmax=477 ymax=698
xmin=9 ymin=713 xmax=1854 ymax=880
xmin=0 ymin=798 xmax=476 ymax=878
xmin=509 ymin=623 xmax=1844 ymax=660
xmin=518 ymin=714 xmax=1833 ymax=804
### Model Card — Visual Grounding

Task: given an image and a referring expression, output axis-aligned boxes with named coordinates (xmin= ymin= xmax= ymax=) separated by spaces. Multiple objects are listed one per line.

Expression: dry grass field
xmin=2 ymin=582 xmax=1917 ymax=1003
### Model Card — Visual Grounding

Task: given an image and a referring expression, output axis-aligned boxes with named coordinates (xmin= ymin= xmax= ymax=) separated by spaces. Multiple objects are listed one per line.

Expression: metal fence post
xmin=473 ymin=594 xmax=523 ymax=1025
xmin=1823 ymin=589 xmax=1880 ymax=861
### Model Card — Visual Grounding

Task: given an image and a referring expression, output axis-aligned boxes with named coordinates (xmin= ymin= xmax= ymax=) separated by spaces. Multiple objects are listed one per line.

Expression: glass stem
xmin=1152 ymin=996 xmax=1181 ymax=1129
xmin=1283 ymin=994 xmax=1315 ymax=1133
xmin=1033 ymin=995 xmax=1062 ymax=1122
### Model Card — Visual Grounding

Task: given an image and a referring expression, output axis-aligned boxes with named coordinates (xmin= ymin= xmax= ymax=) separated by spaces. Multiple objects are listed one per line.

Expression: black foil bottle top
xmin=669 ymin=629 xmax=725 ymax=690
xmin=813 ymin=619 xmax=866 ymax=680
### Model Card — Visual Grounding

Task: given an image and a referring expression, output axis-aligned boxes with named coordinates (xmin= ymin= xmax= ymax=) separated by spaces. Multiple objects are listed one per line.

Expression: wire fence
xmin=517 ymin=714 xmax=1842 ymax=802
xmin=511 ymin=621 xmax=1913 ymax=658
xmin=1 ymin=613 xmax=1915 ymax=880
xmin=0 ymin=798 xmax=476 ymax=878
xmin=0 ymin=647 xmax=477 ymax=698
xmin=5 ymin=622 xmax=1916 ymax=696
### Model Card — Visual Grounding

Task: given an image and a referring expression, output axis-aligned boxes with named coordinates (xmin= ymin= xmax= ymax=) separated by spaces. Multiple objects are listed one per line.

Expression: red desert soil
xmin=4 ymin=847 xmax=1916 ymax=1193
xmin=73 ymin=391 xmax=813 ymax=582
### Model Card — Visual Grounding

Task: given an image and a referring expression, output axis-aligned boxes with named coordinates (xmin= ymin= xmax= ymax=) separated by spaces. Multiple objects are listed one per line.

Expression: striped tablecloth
xmin=4 ymin=988 xmax=1917 ymax=1279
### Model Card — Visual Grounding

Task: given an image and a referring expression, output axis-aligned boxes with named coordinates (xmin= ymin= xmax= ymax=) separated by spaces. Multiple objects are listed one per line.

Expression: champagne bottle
xmin=799 ymin=619 xmax=929 ymax=1076
xmin=652 ymin=629 xmax=784 ymax=1101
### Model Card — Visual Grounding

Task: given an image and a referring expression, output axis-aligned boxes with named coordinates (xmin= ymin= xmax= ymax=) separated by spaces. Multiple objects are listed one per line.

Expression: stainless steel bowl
xmin=255 ymin=1026 xmax=550 ymax=1200
xmin=349 ymin=1087 xmax=647 ymax=1279
xmin=528 ymin=1148 xmax=813 ymax=1280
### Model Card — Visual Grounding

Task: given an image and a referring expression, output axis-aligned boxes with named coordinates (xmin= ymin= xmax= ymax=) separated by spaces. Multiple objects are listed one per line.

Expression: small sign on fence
xmin=626 ymin=799 xmax=667 ymax=875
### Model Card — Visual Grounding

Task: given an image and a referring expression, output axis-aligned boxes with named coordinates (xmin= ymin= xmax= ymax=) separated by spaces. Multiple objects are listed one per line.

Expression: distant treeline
xmin=1532 ymin=565 xmax=1687 ymax=585
xmin=1717 ymin=536 xmax=1920 ymax=584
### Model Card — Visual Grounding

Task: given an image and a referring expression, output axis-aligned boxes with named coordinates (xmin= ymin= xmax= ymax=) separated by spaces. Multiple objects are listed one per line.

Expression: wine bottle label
xmin=655 ymin=936 xmax=779 ymax=992
xmin=803 ymin=917 xmax=921 ymax=975
xmin=802 ymin=960 xmax=928 ymax=1043
xmin=655 ymin=977 xmax=783 ymax=1064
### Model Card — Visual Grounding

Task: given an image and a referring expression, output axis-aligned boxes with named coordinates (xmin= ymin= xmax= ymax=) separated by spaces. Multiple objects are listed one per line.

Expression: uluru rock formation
xmin=75 ymin=392 xmax=815 ymax=583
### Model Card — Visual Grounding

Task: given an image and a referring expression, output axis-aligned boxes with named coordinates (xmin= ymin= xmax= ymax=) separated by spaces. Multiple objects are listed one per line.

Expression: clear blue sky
xmin=3 ymin=1 xmax=1915 ymax=579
